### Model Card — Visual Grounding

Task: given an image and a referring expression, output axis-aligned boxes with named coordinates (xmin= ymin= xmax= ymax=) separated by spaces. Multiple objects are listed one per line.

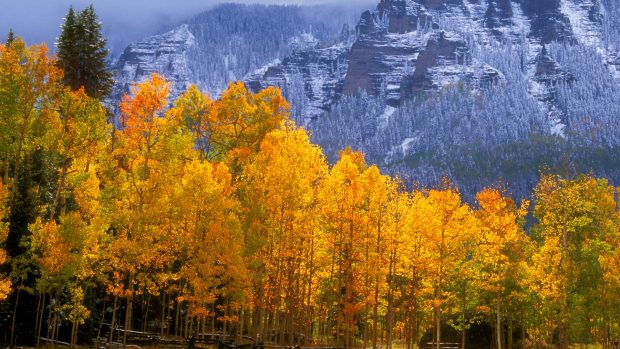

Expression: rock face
xmin=246 ymin=0 xmax=611 ymax=121
xmin=111 ymin=24 xmax=195 ymax=103
xmin=245 ymin=43 xmax=351 ymax=124
xmin=521 ymin=0 xmax=575 ymax=43
xmin=534 ymin=45 xmax=575 ymax=85
xmin=110 ymin=3 xmax=361 ymax=104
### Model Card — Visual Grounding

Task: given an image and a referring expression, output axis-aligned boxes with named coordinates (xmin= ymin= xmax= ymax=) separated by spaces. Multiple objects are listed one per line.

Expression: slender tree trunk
xmin=35 ymin=292 xmax=43 ymax=345
xmin=386 ymin=249 xmax=396 ymax=349
xmin=109 ymin=296 xmax=118 ymax=345
xmin=175 ymin=299 xmax=181 ymax=337
xmin=189 ymin=304 xmax=194 ymax=337
xmin=496 ymin=298 xmax=502 ymax=349
xmin=436 ymin=305 xmax=441 ymax=349
xmin=71 ymin=321 xmax=77 ymax=347
xmin=37 ymin=293 xmax=47 ymax=346
xmin=96 ymin=299 xmax=107 ymax=344
xmin=124 ymin=291 xmax=134 ymax=346
xmin=143 ymin=295 xmax=150 ymax=332
xmin=10 ymin=287 xmax=21 ymax=347
xmin=373 ymin=276 xmax=379 ymax=349
xmin=461 ymin=282 xmax=467 ymax=349
xmin=211 ymin=302 xmax=216 ymax=335
xmin=161 ymin=292 xmax=166 ymax=336
xmin=47 ymin=293 xmax=54 ymax=341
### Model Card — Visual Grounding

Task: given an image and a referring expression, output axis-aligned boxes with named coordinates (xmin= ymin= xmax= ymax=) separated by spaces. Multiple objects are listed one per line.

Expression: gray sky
xmin=1 ymin=0 xmax=375 ymax=56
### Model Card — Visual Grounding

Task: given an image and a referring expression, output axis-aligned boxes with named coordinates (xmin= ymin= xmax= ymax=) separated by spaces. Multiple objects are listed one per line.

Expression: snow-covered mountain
xmin=113 ymin=0 xmax=620 ymax=198
xmin=110 ymin=3 xmax=364 ymax=103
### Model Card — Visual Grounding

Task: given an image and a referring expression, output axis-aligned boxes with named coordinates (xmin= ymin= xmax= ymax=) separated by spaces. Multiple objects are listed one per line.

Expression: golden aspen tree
xmin=0 ymin=38 xmax=63 ymax=347
xmin=29 ymin=163 xmax=109 ymax=345
xmin=380 ymin=179 xmax=407 ymax=349
xmin=241 ymin=121 xmax=327 ymax=344
xmin=474 ymin=189 xmax=529 ymax=349
xmin=172 ymin=85 xmax=214 ymax=161
xmin=358 ymin=166 xmax=397 ymax=349
xmin=397 ymin=190 xmax=431 ymax=349
xmin=0 ymin=39 xmax=62 ymax=190
xmin=410 ymin=184 xmax=477 ymax=349
xmin=46 ymin=88 xmax=109 ymax=219
xmin=174 ymin=159 xmax=245 ymax=337
xmin=107 ymin=73 xmax=195 ymax=344
xmin=531 ymin=174 xmax=618 ymax=349
xmin=318 ymin=149 xmax=370 ymax=349
xmin=205 ymin=82 xmax=289 ymax=167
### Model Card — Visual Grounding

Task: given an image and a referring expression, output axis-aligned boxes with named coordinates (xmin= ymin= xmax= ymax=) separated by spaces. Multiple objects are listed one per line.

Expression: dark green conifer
xmin=6 ymin=29 xmax=15 ymax=46
xmin=56 ymin=5 xmax=113 ymax=100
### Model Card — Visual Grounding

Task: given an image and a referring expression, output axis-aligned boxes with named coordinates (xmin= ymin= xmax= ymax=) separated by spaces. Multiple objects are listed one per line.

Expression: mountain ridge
xmin=112 ymin=0 xmax=620 ymax=198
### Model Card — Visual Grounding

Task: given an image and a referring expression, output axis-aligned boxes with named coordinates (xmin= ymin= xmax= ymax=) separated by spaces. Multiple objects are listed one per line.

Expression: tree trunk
xmin=461 ymin=282 xmax=467 ymax=349
xmin=373 ymin=276 xmax=379 ymax=348
xmin=161 ymin=292 xmax=166 ymax=336
xmin=386 ymin=249 xmax=396 ymax=349
xmin=71 ymin=321 xmax=77 ymax=347
xmin=96 ymin=299 xmax=107 ymax=345
xmin=47 ymin=293 xmax=54 ymax=341
xmin=496 ymin=298 xmax=502 ymax=349
xmin=211 ymin=302 xmax=216 ymax=335
xmin=35 ymin=292 xmax=43 ymax=346
xmin=124 ymin=293 xmax=133 ymax=346
xmin=436 ymin=305 xmax=441 ymax=349
xmin=109 ymin=296 xmax=118 ymax=345
xmin=141 ymin=295 xmax=148 ymax=332
xmin=10 ymin=287 xmax=21 ymax=347
xmin=175 ymin=299 xmax=181 ymax=337
xmin=39 ymin=293 xmax=48 ymax=345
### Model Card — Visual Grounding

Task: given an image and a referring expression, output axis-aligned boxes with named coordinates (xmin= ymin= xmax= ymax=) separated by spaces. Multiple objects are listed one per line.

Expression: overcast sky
xmin=1 ymin=0 xmax=375 ymax=56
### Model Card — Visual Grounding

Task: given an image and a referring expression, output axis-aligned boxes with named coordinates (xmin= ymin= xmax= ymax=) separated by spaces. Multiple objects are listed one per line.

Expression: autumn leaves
xmin=2 ymin=38 xmax=620 ymax=349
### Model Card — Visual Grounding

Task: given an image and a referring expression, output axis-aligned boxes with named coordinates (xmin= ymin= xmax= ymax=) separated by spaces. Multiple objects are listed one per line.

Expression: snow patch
xmin=400 ymin=137 xmax=419 ymax=154
xmin=549 ymin=112 xmax=567 ymax=138
xmin=378 ymin=106 xmax=397 ymax=129
xmin=559 ymin=0 xmax=602 ymax=47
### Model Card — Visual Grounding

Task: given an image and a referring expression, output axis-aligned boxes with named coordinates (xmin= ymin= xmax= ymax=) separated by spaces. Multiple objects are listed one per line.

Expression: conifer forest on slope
xmin=2 ymin=4 xmax=620 ymax=349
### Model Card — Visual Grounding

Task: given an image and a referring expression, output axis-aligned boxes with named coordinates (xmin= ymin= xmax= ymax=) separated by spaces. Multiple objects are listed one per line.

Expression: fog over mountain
xmin=0 ymin=0 xmax=375 ymax=55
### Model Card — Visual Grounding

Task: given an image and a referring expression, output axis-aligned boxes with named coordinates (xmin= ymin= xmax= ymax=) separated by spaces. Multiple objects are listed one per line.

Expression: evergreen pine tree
xmin=6 ymin=29 xmax=15 ymax=46
xmin=57 ymin=7 xmax=81 ymax=90
xmin=56 ymin=5 xmax=113 ymax=100
xmin=77 ymin=5 xmax=113 ymax=99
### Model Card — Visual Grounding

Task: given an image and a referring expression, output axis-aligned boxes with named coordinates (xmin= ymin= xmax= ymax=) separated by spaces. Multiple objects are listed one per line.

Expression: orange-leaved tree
xmin=107 ymin=73 xmax=195 ymax=344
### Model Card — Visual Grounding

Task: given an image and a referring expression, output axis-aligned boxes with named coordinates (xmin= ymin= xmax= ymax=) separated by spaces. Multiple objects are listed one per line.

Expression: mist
xmin=1 ymin=0 xmax=376 ymax=56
